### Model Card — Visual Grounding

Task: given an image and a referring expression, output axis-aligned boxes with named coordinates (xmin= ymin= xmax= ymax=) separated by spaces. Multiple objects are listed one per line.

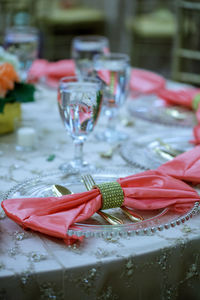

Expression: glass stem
xmin=73 ymin=140 xmax=84 ymax=165
xmin=107 ymin=108 xmax=118 ymax=132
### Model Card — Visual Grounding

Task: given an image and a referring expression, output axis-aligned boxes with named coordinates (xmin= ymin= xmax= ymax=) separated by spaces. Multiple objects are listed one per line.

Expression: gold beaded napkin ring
xmin=93 ymin=181 xmax=124 ymax=210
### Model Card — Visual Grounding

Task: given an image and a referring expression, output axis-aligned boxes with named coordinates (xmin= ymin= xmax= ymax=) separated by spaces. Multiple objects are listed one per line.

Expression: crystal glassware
xmin=71 ymin=35 xmax=109 ymax=77
xmin=58 ymin=75 xmax=103 ymax=172
xmin=93 ymin=52 xmax=130 ymax=142
xmin=4 ymin=26 xmax=39 ymax=81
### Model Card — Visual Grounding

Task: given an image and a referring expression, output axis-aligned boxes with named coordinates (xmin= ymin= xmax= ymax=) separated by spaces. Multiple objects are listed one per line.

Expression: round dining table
xmin=0 ymin=79 xmax=200 ymax=300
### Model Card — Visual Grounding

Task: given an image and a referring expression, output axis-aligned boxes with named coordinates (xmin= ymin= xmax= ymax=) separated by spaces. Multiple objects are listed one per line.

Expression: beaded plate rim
xmin=120 ymin=134 xmax=193 ymax=171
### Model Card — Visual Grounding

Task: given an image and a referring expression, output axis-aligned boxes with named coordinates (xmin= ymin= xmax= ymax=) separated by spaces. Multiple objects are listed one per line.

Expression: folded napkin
xmin=158 ymin=88 xmax=200 ymax=145
xmin=28 ymin=59 xmax=76 ymax=87
xmin=158 ymin=88 xmax=200 ymax=109
xmin=130 ymin=68 xmax=166 ymax=95
xmin=157 ymin=144 xmax=200 ymax=184
xmin=2 ymin=146 xmax=200 ymax=244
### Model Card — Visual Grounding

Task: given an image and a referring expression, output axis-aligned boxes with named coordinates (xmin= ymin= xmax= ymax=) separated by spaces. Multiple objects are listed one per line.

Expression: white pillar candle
xmin=17 ymin=127 xmax=36 ymax=148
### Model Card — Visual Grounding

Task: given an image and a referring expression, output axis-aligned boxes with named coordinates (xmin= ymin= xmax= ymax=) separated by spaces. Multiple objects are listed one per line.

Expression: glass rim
xmin=93 ymin=52 xmax=130 ymax=63
xmin=5 ymin=25 xmax=38 ymax=33
xmin=73 ymin=35 xmax=108 ymax=43
xmin=59 ymin=75 xmax=102 ymax=87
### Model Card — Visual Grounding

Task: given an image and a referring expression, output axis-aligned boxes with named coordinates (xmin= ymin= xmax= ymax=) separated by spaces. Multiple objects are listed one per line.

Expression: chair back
xmin=172 ymin=0 xmax=200 ymax=85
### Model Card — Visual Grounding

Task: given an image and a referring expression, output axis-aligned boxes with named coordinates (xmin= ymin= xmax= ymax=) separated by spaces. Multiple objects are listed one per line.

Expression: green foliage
xmin=0 ymin=82 xmax=36 ymax=113
xmin=46 ymin=154 xmax=56 ymax=162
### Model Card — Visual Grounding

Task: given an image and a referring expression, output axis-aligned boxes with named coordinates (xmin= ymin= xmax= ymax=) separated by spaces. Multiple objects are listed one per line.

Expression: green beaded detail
xmin=94 ymin=181 xmax=124 ymax=210
xmin=192 ymin=93 xmax=200 ymax=111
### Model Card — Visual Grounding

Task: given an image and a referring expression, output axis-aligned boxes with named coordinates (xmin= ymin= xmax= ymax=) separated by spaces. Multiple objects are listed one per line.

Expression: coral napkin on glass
xmin=2 ymin=146 xmax=200 ymax=244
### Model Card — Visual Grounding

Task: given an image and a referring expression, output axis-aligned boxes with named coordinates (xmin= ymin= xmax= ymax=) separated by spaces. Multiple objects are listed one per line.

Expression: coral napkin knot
xmin=93 ymin=181 xmax=124 ymax=209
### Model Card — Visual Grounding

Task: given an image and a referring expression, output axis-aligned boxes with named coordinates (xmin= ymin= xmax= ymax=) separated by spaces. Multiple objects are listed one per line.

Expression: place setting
xmin=3 ymin=163 xmax=199 ymax=240
xmin=120 ymin=83 xmax=200 ymax=171
xmin=129 ymin=74 xmax=199 ymax=128
xmin=128 ymin=97 xmax=196 ymax=127
xmin=120 ymin=130 xmax=194 ymax=170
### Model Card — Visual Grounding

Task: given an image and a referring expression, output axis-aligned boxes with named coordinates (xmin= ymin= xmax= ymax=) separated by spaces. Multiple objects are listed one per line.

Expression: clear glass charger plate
xmin=120 ymin=133 xmax=193 ymax=170
xmin=128 ymin=95 xmax=196 ymax=127
xmin=4 ymin=168 xmax=199 ymax=238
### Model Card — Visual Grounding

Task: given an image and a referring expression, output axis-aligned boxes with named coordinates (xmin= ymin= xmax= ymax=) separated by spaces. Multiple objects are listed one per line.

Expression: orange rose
xmin=0 ymin=62 xmax=20 ymax=97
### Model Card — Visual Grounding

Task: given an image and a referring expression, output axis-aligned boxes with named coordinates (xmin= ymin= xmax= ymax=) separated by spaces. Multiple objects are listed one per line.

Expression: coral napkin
xmin=28 ymin=59 xmax=166 ymax=94
xmin=158 ymin=88 xmax=200 ymax=145
xmin=28 ymin=59 xmax=76 ymax=87
xmin=2 ymin=146 xmax=200 ymax=244
xmin=158 ymin=88 xmax=200 ymax=109
xmin=130 ymin=68 xmax=166 ymax=95
xmin=97 ymin=68 xmax=166 ymax=97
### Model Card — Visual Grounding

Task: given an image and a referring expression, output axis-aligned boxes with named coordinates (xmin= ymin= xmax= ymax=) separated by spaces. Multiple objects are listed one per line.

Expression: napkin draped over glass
xmin=2 ymin=146 xmax=200 ymax=244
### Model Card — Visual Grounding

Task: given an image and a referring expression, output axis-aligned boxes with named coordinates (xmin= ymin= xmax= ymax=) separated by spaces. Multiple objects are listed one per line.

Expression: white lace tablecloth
xmin=0 ymin=84 xmax=200 ymax=300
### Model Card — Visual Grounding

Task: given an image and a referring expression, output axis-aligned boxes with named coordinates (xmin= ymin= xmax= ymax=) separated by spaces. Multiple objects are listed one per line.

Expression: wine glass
xmin=58 ymin=75 xmax=103 ymax=172
xmin=4 ymin=26 xmax=39 ymax=81
xmin=93 ymin=52 xmax=130 ymax=142
xmin=71 ymin=35 xmax=109 ymax=77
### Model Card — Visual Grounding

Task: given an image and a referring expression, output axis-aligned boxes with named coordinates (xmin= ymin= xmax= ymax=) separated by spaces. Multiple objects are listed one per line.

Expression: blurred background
xmin=0 ymin=0 xmax=200 ymax=84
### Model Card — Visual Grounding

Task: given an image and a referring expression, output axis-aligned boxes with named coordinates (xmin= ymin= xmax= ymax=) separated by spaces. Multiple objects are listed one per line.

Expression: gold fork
xmin=81 ymin=174 xmax=143 ymax=222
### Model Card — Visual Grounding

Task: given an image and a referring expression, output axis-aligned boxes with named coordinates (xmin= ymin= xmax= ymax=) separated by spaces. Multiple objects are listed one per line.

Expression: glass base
xmin=59 ymin=159 xmax=95 ymax=174
xmin=16 ymin=145 xmax=35 ymax=152
xmin=96 ymin=129 xmax=128 ymax=143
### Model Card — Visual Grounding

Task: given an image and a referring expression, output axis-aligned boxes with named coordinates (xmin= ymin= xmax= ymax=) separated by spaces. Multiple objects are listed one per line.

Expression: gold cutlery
xmin=52 ymin=184 xmax=123 ymax=225
xmin=99 ymin=144 xmax=120 ymax=159
xmin=52 ymin=184 xmax=72 ymax=197
xmin=154 ymin=147 xmax=174 ymax=161
xmin=81 ymin=174 xmax=143 ymax=222
xmin=165 ymin=108 xmax=187 ymax=120
xmin=156 ymin=138 xmax=183 ymax=157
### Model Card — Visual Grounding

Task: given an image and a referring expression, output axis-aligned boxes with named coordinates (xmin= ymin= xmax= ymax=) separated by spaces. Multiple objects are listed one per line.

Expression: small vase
xmin=0 ymin=102 xmax=21 ymax=134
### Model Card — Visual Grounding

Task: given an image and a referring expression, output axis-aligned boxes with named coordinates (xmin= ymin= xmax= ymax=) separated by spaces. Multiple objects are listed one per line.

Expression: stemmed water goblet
xmin=58 ymin=75 xmax=103 ymax=172
xmin=71 ymin=35 xmax=109 ymax=77
xmin=93 ymin=52 xmax=130 ymax=142
xmin=4 ymin=26 xmax=39 ymax=81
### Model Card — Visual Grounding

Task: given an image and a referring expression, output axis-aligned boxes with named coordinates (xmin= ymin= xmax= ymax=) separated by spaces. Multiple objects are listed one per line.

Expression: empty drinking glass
xmin=93 ymin=53 xmax=130 ymax=142
xmin=4 ymin=26 xmax=39 ymax=81
xmin=71 ymin=35 xmax=109 ymax=77
xmin=58 ymin=75 xmax=103 ymax=172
